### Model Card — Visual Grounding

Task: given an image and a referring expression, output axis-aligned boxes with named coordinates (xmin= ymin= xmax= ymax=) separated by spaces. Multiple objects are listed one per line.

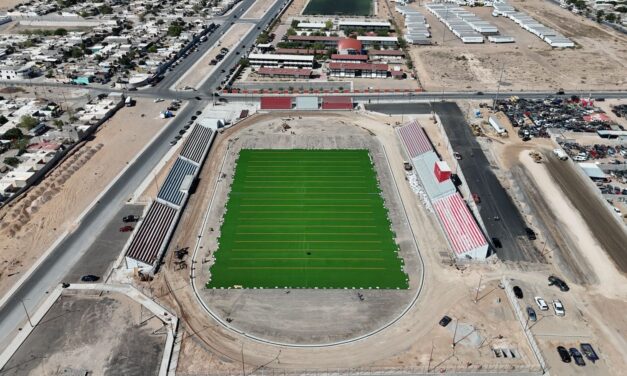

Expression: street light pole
xmin=21 ymin=300 xmax=33 ymax=328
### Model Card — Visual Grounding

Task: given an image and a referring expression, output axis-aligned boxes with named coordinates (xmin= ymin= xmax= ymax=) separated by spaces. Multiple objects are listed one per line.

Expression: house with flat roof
xmin=328 ymin=62 xmax=388 ymax=78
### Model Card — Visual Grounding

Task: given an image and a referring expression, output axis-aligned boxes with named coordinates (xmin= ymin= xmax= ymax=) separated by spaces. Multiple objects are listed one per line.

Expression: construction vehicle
xmin=529 ymin=151 xmax=543 ymax=163
xmin=403 ymin=161 xmax=413 ymax=171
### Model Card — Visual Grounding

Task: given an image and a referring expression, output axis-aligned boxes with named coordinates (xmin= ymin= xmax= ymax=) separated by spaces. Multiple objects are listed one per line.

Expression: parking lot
xmin=507 ymin=277 xmax=611 ymax=375
xmin=64 ymin=204 xmax=144 ymax=283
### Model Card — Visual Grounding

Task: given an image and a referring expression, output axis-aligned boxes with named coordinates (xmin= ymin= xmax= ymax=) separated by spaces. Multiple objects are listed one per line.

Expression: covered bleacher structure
xmin=123 ymin=122 xmax=216 ymax=272
xmin=397 ymin=120 xmax=489 ymax=260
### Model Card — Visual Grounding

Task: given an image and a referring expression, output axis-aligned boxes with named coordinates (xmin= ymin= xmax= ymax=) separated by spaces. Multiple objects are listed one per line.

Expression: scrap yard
xmin=0 ymin=0 xmax=626 ymax=375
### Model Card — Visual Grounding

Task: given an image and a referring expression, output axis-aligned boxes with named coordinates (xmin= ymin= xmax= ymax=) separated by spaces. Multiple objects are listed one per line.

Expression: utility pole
xmin=241 ymin=343 xmax=246 ymax=376
xmin=21 ymin=300 xmax=33 ymax=328
xmin=452 ymin=318 xmax=458 ymax=350
xmin=473 ymin=274 xmax=483 ymax=303
xmin=493 ymin=62 xmax=505 ymax=108
xmin=427 ymin=340 xmax=434 ymax=372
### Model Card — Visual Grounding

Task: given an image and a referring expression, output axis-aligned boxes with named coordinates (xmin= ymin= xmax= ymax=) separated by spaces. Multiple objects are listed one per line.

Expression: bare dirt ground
xmin=280 ymin=0 xmax=308 ymax=23
xmin=0 ymin=0 xmax=24 ymax=10
xmin=175 ymin=23 xmax=253 ymax=90
xmin=0 ymin=99 xmax=170 ymax=298
xmin=2 ymin=291 xmax=165 ymax=376
xmin=125 ymin=112 xmax=549 ymax=374
xmin=409 ymin=1 xmax=627 ymax=92
xmin=242 ymin=0 xmax=277 ymax=19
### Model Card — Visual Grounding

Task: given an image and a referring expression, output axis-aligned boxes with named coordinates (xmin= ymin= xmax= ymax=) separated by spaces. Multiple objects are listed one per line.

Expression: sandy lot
xmin=0 ymin=99 xmax=171 ymax=298
xmin=242 ymin=0 xmax=277 ymax=19
xmin=175 ymin=23 xmax=253 ymax=90
xmin=280 ymin=0 xmax=308 ymax=22
xmin=409 ymin=1 xmax=627 ymax=92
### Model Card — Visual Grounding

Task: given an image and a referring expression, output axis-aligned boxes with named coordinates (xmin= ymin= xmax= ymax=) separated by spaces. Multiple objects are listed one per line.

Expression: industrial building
xmin=287 ymin=35 xmax=342 ymax=47
xmin=356 ymin=36 xmax=399 ymax=47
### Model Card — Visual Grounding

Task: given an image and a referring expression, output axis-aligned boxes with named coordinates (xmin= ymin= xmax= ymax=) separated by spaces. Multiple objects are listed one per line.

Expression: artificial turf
xmin=206 ymin=149 xmax=408 ymax=289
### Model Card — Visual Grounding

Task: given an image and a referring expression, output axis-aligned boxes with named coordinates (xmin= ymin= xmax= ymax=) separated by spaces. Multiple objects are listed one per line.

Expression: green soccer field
xmin=206 ymin=149 xmax=408 ymax=289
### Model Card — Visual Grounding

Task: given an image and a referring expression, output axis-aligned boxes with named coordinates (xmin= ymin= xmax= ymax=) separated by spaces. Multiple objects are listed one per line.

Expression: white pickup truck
xmin=553 ymin=148 xmax=568 ymax=161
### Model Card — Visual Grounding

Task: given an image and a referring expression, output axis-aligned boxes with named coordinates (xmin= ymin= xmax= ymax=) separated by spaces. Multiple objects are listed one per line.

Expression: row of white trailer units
xmin=492 ymin=2 xmax=574 ymax=47
xmin=426 ymin=3 xmax=500 ymax=43
xmin=396 ymin=6 xmax=432 ymax=45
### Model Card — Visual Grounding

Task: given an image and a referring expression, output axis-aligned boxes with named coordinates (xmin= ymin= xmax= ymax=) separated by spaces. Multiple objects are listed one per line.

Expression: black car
xmin=122 ymin=215 xmax=138 ymax=223
xmin=476 ymin=91 xmax=484 ymax=95
xmin=557 ymin=346 xmax=571 ymax=363
xmin=195 ymin=96 xmax=202 ymax=100
xmin=191 ymin=116 xmax=197 ymax=120
xmin=81 ymin=275 xmax=100 ymax=282
xmin=524 ymin=227 xmax=536 ymax=240
xmin=439 ymin=315 xmax=452 ymax=327
xmin=580 ymin=343 xmax=599 ymax=363
xmin=513 ymin=286 xmax=523 ymax=299
xmin=570 ymin=348 xmax=586 ymax=366
xmin=548 ymin=275 xmax=570 ymax=292
xmin=526 ymin=306 xmax=537 ymax=321
xmin=450 ymin=173 xmax=462 ymax=187
xmin=492 ymin=237 xmax=502 ymax=248
xmin=195 ymin=110 xmax=202 ymax=115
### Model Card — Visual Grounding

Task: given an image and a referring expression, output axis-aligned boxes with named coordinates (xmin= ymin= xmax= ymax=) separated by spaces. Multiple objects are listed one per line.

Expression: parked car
xmin=472 ymin=193 xmax=481 ymax=203
xmin=553 ymin=299 xmax=565 ymax=316
xmin=492 ymin=237 xmax=502 ymax=248
xmin=534 ymin=296 xmax=549 ymax=311
xmin=570 ymin=348 xmax=586 ymax=366
xmin=513 ymin=286 xmax=523 ymax=299
xmin=557 ymin=346 xmax=571 ymax=363
xmin=580 ymin=343 xmax=599 ymax=363
xmin=439 ymin=315 xmax=452 ymax=327
xmin=548 ymin=275 xmax=570 ymax=292
xmin=526 ymin=306 xmax=537 ymax=321
xmin=119 ymin=225 xmax=134 ymax=232
xmin=524 ymin=227 xmax=536 ymax=240
xmin=453 ymin=152 xmax=462 ymax=160
xmin=81 ymin=274 xmax=100 ymax=282
xmin=122 ymin=215 xmax=138 ymax=223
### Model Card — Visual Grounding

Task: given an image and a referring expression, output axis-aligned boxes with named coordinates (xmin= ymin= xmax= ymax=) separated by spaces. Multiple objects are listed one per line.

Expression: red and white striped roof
xmin=397 ymin=120 xmax=433 ymax=158
xmin=433 ymin=193 xmax=487 ymax=256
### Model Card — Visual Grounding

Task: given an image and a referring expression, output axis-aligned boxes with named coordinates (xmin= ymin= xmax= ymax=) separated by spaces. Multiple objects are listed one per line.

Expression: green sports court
xmin=206 ymin=149 xmax=408 ymax=289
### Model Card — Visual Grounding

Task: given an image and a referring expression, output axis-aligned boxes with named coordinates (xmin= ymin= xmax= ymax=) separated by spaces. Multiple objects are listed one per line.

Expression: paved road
xmin=64 ymin=204 xmax=144 ymax=283
xmin=366 ymin=102 xmax=540 ymax=262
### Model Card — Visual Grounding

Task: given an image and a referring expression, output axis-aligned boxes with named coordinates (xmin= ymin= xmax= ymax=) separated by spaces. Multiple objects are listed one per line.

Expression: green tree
xmin=238 ymin=58 xmax=250 ymax=68
xmin=376 ymin=29 xmax=389 ymax=37
xmin=324 ymin=20 xmax=333 ymax=30
xmin=98 ymin=4 xmax=113 ymax=14
xmin=256 ymin=32 xmax=270 ymax=44
xmin=398 ymin=37 xmax=407 ymax=49
xmin=19 ymin=115 xmax=39 ymax=130
xmin=45 ymin=69 xmax=54 ymax=78
xmin=167 ymin=24 xmax=183 ymax=37
xmin=291 ymin=20 xmax=300 ymax=28
xmin=0 ymin=115 xmax=7 ymax=125
xmin=286 ymin=28 xmax=297 ymax=36
xmin=54 ymin=28 xmax=68 ymax=36
xmin=147 ymin=44 xmax=158 ymax=53
xmin=605 ymin=12 xmax=617 ymax=22
xmin=596 ymin=9 xmax=605 ymax=22
xmin=1 ymin=128 xmax=23 ymax=140
xmin=3 ymin=157 xmax=20 ymax=167
xmin=53 ymin=119 xmax=64 ymax=129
